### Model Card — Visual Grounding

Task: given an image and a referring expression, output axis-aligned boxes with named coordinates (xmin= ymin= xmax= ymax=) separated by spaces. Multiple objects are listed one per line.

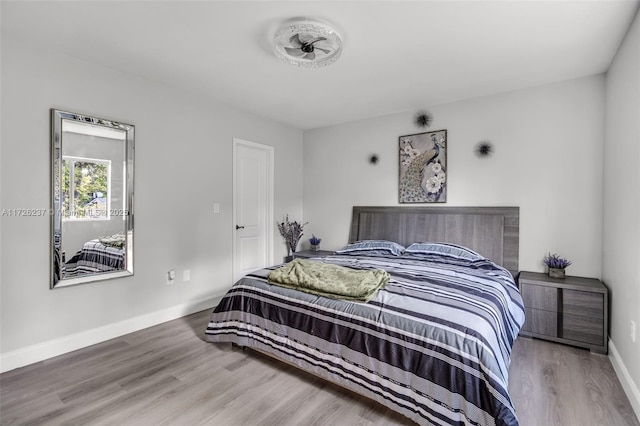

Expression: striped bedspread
xmin=205 ymin=254 xmax=525 ymax=426
xmin=64 ymin=239 xmax=125 ymax=277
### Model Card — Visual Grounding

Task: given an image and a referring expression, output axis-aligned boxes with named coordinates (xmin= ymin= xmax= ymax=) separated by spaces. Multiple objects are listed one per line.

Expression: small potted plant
xmin=309 ymin=234 xmax=322 ymax=252
xmin=544 ymin=253 xmax=572 ymax=278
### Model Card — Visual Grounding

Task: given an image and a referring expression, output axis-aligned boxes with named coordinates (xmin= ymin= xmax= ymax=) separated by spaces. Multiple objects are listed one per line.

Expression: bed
xmin=64 ymin=237 xmax=125 ymax=277
xmin=205 ymin=206 xmax=524 ymax=426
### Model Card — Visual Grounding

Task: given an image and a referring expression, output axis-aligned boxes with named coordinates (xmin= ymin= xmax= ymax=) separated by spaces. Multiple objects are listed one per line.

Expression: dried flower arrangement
xmin=277 ymin=215 xmax=308 ymax=256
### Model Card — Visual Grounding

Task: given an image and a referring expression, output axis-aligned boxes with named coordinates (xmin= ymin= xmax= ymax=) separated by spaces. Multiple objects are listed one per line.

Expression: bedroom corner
xmin=0 ymin=37 xmax=303 ymax=372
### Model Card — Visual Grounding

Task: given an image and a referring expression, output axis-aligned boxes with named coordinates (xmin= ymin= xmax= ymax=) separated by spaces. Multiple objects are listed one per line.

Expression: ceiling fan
xmin=273 ymin=20 xmax=343 ymax=68
xmin=284 ymin=34 xmax=331 ymax=60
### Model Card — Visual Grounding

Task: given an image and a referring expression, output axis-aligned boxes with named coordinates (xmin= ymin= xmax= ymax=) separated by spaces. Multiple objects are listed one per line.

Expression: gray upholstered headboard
xmin=349 ymin=206 xmax=519 ymax=277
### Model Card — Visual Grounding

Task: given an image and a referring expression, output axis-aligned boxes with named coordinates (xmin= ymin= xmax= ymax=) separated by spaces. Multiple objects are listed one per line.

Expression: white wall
xmin=0 ymin=38 xmax=303 ymax=358
xmin=604 ymin=8 xmax=640 ymax=415
xmin=303 ymin=75 xmax=605 ymax=278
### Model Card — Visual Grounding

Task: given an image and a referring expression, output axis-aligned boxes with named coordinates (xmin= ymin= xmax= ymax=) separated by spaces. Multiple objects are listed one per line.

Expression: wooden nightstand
xmin=293 ymin=250 xmax=334 ymax=259
xmin=518 ymin=271 xmax=608 ymax=353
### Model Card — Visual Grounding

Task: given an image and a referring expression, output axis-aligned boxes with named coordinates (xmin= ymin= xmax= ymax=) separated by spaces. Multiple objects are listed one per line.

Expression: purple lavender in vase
xmin=543 ymin=253 xmax=572 ymax=278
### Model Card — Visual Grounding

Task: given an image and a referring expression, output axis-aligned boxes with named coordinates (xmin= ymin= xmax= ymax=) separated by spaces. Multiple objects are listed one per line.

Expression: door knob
xmin=235 ymin=225 xmax=245 ymax=230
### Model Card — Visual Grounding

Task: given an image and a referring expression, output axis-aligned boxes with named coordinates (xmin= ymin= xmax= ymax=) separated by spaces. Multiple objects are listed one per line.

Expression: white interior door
xmin=232 ymin=138 xmax=273 ymax=282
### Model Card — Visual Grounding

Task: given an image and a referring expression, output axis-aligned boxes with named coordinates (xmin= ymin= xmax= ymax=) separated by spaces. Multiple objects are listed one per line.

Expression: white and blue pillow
xmin=336 ymin=240 xmax=405 ymax=257
xmin=404 ymin=242 xmax=485 ymax=261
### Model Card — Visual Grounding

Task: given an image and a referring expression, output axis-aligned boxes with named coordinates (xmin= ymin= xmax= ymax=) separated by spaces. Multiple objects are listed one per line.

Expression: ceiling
xmin=2 ymin=1 xmax=639 ymax=130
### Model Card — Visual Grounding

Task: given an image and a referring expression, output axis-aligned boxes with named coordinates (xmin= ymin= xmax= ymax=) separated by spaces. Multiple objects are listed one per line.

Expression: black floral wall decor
xmin=414 ymin=110 xmax=433 ymax=128
xmin=475 ymin=141 xmax=494 ymax=158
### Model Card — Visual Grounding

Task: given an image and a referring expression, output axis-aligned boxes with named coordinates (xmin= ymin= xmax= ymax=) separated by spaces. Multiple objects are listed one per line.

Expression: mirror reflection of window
xmin=62 ymin=157 xmax=110 ymax=220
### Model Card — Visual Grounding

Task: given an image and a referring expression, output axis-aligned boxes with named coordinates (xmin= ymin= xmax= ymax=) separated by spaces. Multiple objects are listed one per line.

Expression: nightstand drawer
xmin=562 ymin=313 xmax=604 ymax=346
xmin=520 ymin=283 xmax=558 ymax=311
xmin=522 ymin=308 xmax=558 ymax=337
xmin=563 ymin=290 xmax=603 ymax=319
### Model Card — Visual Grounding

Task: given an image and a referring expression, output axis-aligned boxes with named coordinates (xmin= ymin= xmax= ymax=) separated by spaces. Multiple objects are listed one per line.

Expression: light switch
xmin=213 ymin=203 xmax=220 ymax=214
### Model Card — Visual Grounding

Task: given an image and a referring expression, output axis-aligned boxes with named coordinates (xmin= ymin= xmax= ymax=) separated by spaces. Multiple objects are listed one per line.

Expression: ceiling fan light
xmin=273 ymin=20 xmax=343 ymax=69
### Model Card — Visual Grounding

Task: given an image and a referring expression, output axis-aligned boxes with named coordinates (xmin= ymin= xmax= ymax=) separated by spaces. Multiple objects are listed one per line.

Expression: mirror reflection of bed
xmin=63 ymin=233 xmax=126 ymax=278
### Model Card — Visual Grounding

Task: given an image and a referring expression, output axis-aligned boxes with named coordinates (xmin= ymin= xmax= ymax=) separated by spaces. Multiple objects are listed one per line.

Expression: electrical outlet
xmin=167 ymin=269 xmax=176 ymax=285
xmin=631 ymin=320 xmax=637 ymax=343
xmin=183 ymin=269 xmax=191 ymax=282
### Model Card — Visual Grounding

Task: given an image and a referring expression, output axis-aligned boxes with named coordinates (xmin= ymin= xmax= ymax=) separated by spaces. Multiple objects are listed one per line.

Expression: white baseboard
xmin=0 ymin=294 xmax=223 ymax=373
xmin=609 ymin=339 xmax=640 ymax=421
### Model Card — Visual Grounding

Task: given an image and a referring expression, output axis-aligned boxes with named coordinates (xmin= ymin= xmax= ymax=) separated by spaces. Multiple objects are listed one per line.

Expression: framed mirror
xmin=51 ymin=109 xmax=134 ymax=288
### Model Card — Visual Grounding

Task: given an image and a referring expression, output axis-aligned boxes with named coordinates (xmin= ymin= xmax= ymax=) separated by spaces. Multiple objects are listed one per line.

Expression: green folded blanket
xmin=267 ymin=259 xmax=389 ymax=302
xmin=99 ymin=233 xmax=125 ymax=248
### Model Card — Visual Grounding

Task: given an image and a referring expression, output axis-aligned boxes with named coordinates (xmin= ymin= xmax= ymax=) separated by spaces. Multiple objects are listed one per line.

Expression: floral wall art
xmin=399 ymin=130 xmax=447 ymax=203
